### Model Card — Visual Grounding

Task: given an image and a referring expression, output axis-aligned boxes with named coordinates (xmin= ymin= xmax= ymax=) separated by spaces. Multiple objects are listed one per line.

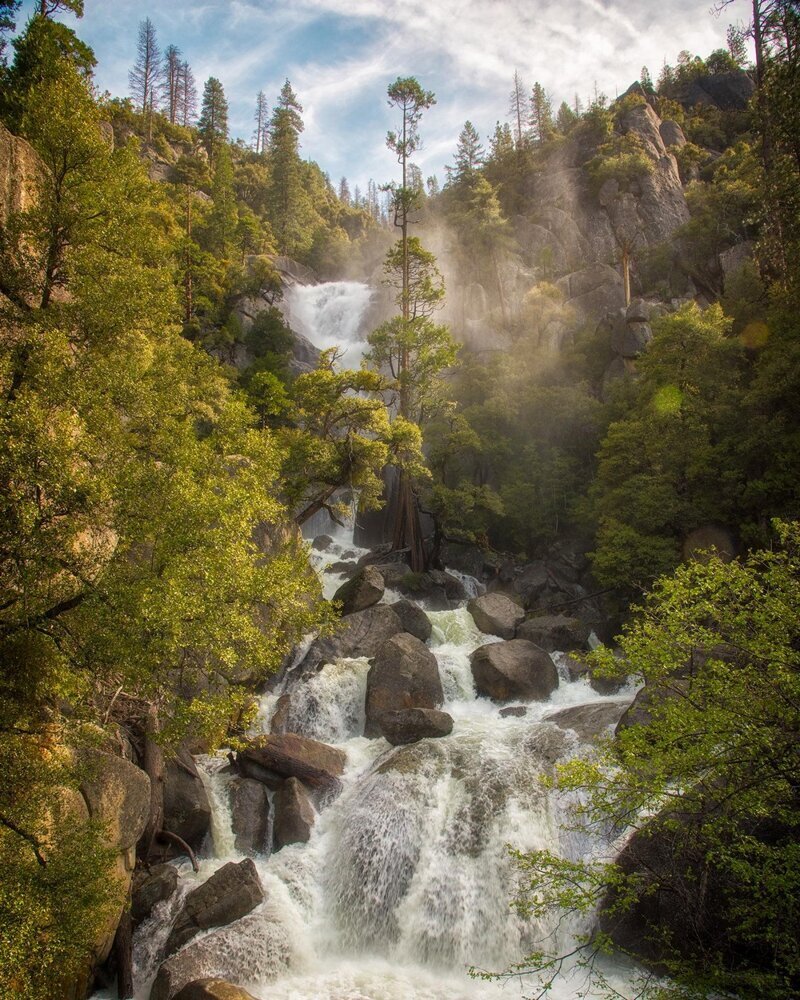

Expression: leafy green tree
xmin=504 ymin=522 xmax=800 ymax=999
xmin=198 ymin=76 xmax=228 ymax=163
xmin=0 ymin=0 xmax=20 ymax=62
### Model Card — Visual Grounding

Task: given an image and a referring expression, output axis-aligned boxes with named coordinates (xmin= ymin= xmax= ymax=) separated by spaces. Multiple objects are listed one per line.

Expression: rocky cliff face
xmin=0 ymin=121 xmax=44 ymax=228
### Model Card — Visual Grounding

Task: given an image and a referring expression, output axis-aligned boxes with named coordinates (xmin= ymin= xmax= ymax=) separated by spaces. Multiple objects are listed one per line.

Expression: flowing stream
xmin=110 ymin=531 xmax=640 ymax=1000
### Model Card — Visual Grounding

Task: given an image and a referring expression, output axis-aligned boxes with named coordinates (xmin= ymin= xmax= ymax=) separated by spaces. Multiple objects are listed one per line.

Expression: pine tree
xmin=267 ymin=79 xmax=308 ymax=254
xmin=198 ymin=76 xmax=228 ymax=163
xmin=37 ymin=0 xmax=82 ymax=16
xmin=509 ymin=69 xmax=528 ymax=149
xmin=208 ymin=144 xmax=237 ymax=257
xmin=129 ymin=18 xmax=160 ymax=139
xmin=556 ymin=100 xmax=577 ymax=133
xmin=176 ymin=60 xmax=197 ymax=127
xmin=163 ymin=43 xmax=181 ymax=124
xmin=640 ymin=64 xmax=653 ymax=91
xmin=529 ymin=82 xmax=554 ymax=145
xmin=253 ymin=89 xmax=268 ymax=154
xmin=338 ymin=176 xmax=351 ymax=204
xmin=0 ymin=0 xmax=20 ymax=63
xmin=446 ymin=120 xmax=485 ymax=185
xmin=426 ymin=175 xmax=440 ymax=197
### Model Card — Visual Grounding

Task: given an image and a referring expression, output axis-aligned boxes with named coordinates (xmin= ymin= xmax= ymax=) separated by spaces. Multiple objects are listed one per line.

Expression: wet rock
xmin=545 ymin=702 xmax=628 ymax=740
xmin=516 ymin=614 xmax=590 ymax=652
xmin=468 ymin=593 xmax=525 ymax=639
xmin=132 ymin=864 xmax=179 ymax=924
xmin=273 ymin=777 xmax=315 ymax=848
xmin=165 ymin=859 xmax=265 ymax=956
xmin=163 ymin=748 xmax=212 ymax=852
xmin=236 ymin=733 xmax=345 ymax=796
xmin=173 ymin=981 xmax=261 ymax=1000
xmin=470 ymin=640 xmax=559 ymax=702
xmin=378 ymin=708 xmax=454 ymax=746
xmin=269 ymin=693 xmax=292 ymax=734
xmin=331 ymin=565 xmax=384 ymax=615
xmin=297 ymin=604 xmax=404 ymax=676
xmin=326 ymin=559 xmax=357 ymax=576
xmin=229 ymin=778 xmax=270 ymax=856
xmin=365 ymin=633 xmax=444 ymax=737
xmin=510 ymin=561 xmax=549 ymax=605
xmin=311 ymin=534 xmax=333 ymax=551
xmin=439 ymin=540 xmax=486 ymax=578
xmin=499 ymin=705 xmax=528 ymax=718
xmin=390 ymin=598 xmax=433 ymax=642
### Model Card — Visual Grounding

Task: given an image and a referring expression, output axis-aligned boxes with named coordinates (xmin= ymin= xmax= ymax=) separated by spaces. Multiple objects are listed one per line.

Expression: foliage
xmin=503 ymin=523 xmax=800 ymax=998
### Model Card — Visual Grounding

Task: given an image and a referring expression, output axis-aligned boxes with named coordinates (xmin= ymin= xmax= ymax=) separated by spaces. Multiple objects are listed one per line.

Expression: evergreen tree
xmin=128 ymin=17 xmax=160 ymax=138
xmin=338 ymin=176 xmax=351 ymax=204
xmin=37 ymin=0 xmax=82 ymax=15
xmin=556 ymin=100 xmax=577 ymax=133
xmin=509 ymin=68 xmax=528 ymax=148
xmin=176 ymin=59 xmax=197 ymax=127
xmin=198 ymin=76 xmax=228 ymax=163
xmin=207 ymin=143 xmax=237 ymax=257
xmin=267 ymin=79 xmax=308 ymax=255
xmin=446 ymin=120 xmax=485 ymax=185
xmin=252 ymin=88 xmax=268 ymax=154
xmin=426 ymin=174 xmax=440 ymax=197
xmin=0 ymin=0 xmax=20 ymax=62
xmin=529 ymin=81 xmax=554 ymax=144
xmin=162 ymin=43 xmax=181 ymax=124
xmin=640 ymin=64 xmax=653 ymax=91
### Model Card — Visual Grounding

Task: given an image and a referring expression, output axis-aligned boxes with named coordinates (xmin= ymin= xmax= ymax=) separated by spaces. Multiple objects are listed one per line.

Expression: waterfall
xmin=285 ymin=280 xmax=374 ymax=370
xmin=100 ymin=535 xmax=639 ymax=1000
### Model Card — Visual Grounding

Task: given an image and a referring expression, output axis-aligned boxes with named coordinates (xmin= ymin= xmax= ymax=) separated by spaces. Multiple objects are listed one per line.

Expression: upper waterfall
xmin=284 ymin=281 xmax=374 ymax=368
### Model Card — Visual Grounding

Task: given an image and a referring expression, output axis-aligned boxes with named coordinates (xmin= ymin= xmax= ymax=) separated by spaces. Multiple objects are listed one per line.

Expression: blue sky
xmin=16 ymin=0 xmax=744 ymax=192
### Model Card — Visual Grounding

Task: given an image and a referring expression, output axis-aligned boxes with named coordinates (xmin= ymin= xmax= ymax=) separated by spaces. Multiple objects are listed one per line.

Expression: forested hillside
xmin=0 ymin=1 xmax=798 ymax=998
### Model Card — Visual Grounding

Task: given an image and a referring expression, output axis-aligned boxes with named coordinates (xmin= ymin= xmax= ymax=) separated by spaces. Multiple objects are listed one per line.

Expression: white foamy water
xmin=98 ymin=533 xmax=640 ymax=1000
xmin=285 ymin=280 xmax=374 ymax=369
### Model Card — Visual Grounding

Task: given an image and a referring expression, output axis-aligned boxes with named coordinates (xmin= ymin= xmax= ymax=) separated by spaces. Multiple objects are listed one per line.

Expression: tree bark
xmin=138 ymin=704 xmax=164 ymax=863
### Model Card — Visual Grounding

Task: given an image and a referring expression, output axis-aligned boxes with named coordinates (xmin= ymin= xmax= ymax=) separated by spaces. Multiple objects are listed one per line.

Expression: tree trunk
xmin=621 ymin=245 xmax=631 ymax=307
xmin=113 ymin=888 xmax=134 ymax=1000
xmin=138 ymin=704 xmax=164 ymax=863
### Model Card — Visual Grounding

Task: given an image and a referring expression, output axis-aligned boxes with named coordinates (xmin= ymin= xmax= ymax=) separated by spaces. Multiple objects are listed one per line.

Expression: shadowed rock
xmin=273 ymin=777 xmax=315 ymax=848
xmin=378 ymin=708 xmax=454 ymax=746
xmin=471 ymin=640 xmax=559 ymax=702
xmin=365 ymin=633 xmax=444 ymax=737
xmin=332 ymin=565 xmax=384 ymax=615
xmin=236 ymin=733 xmax=345 ymax=796
xmin=516 ymin=614 xmax=590 ymax=652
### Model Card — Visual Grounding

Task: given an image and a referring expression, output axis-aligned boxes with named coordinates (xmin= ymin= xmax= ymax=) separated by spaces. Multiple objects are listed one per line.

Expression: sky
xmin=16 ymin=0 xmax=746 ymax=192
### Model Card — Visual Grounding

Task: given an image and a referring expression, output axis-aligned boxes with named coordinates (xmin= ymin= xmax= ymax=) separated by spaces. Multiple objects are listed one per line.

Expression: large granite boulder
xmin=467 ymin=593 xmax=525 ymax=639
xmin=236 ymin=733 xmax=345 ymax=796
xmin=165 ymin=859 xmax=265 ymax=956
xmin=378 ymin=708 xmax=454 ymax=746
xmin=174 ymin=981 xmax=261 ymax=1000
xmin=470 ymin=640 xmax=559 ymax=702
xmin=390 ymin=598 xmax=433 ymax=642
xmin=365 ymin=633 xmax=444 ymax=737
xmin=78 ymin=749 xmax=151 ymax=854
xmin=331 ymin=565 xmax=384 ymax=615
xmin=516 ymin=614 xmax=590 ymax=652
xmin=273 ymin=777 xmax=315 ymax=849
xmin=163 ymin=748 xmax=212 ymax=852
xmin=297 ymin=604 xmax=404 ymax=676
xmin=229 ymin=778 xmax=270 ymax=856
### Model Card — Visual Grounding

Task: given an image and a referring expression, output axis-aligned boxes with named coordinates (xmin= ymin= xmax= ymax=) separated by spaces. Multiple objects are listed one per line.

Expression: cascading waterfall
xmin=102 ymin=534 xmax=641 ymax=1000
xmin=285 ymin=280 xmax=374 ymax=370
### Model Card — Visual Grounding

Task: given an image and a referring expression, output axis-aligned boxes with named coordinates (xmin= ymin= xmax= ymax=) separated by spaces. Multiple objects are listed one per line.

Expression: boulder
xmin=273 ymin=777 xmax=315 ymax=848
xmin=132 ymin=864 xmax=179 ymax=924
xmin=77 ymin=749 xmax=151 ymax=853
xmin=311 ymin=534 xmax=333 ymax=551
xmin=470 ymin=640 xmax=559 ymax=702
xmin=616 ymin=679 xmax=689 ymax=736
xmin=499 ymin=705 xmax=528 ymax=718
xmin=659 ymin=120 xmax=686 ymax=149
xmin=165 ymin=859 xmax=265 ymax=956
xmin=229 ymin=778 xmax=270 ymax=856
xmin=562 ymin=653 xmax=626 ymax=695
xmin=545 ymin=702 xmax=628 ymax=740
xmin=365 ymin=633 xmax=444 ymax=737
xmin=626 ymin=297 xmax=650 ymax=323
xmin=174 ymin=981 xmax=261 ymax=1000
xmin=390 ymin=598 xmax=433 ymax=642
xmin=378 ymin=708 xmax=454 ymax=746
xmin=297 ymin=604 xmax=404 ymax=676
xmin=326 ymin=559 xmax=357 ymax=576
xmin=331 ymin=565 xmax=384 ymax=615
xmin=516 ymin=614 xmax=590 ymax=652
xmin=236 ymin=733 xmax=345 ymax=796
xmin=611 ymin=319 xmax=652 ymax=358
xmin=467 ymin=593 xmax=525 ymax=639
xmin=164 ymin=748 xmax=212 ymax=852
xmin=269 ymin=693 xmax=292 ymax=734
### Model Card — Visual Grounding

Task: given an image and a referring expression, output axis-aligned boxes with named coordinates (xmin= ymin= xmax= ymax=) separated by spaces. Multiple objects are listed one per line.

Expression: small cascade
xmin=105 ymin=534 xmax=639 ymax=1000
